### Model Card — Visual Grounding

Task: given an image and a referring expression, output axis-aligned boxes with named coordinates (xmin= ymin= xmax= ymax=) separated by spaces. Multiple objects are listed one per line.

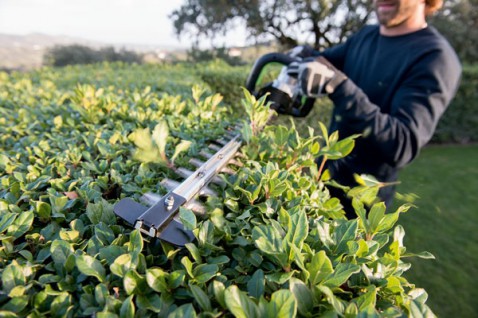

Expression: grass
xmin=393 ymin=144 xmax=478 ymax=317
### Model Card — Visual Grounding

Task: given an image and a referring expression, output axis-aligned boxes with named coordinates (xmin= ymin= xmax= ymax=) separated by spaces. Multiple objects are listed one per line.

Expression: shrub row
xmin=44 ymin=45 xmax=143 ymax=67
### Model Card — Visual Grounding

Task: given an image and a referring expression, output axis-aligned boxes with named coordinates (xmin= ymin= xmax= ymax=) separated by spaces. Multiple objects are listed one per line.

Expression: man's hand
xmin=290 ymin=56 xmax=348 ymax=98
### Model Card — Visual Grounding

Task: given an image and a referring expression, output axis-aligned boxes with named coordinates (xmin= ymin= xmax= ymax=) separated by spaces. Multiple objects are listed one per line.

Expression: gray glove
xmin=294 ymin=56 xmax=348 ymax=98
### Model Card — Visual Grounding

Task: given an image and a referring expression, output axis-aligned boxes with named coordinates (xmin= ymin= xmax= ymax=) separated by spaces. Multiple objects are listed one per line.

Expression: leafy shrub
xmin=195 ymin=60 xmax=250 ymax=108
xmin=187 ymin=47 xmax=245 ymax=66
xmin=44 ymin=45 xmax=143 ymax=67
xmin=0 ymin=64 xmax=435 ymax=317
xmin=432 ymin=64 xmax=478 ymax=143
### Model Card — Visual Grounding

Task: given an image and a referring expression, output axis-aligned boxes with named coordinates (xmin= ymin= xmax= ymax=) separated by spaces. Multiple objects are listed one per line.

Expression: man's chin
xmin=376 ymin=13 xmax=399 ymax=28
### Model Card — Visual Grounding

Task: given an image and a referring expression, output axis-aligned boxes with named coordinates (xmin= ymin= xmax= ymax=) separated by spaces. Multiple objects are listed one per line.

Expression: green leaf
xmin=152 ymin=121 xmax=169 ymax=157
xmin=252 ymin=224 xmax=284 ymax=255
xmin=50 ymin=240 xmax=74 ymax=266
xmin=265 ymin=271 xmax=294 ymax=285
xmin=323 ymin=262 xmax=361 ymax=288
xmin=193 ymin=263 xmax=218 ymax=284
xmin=224 ymin=285 xmax=258 ymax=318
xmin=168 ymin=270 xmax=186 ymax=289
xmin=0 ymin=213 xmax=16 ymax=233
xmin=0 ymin=311 xmax=17 ymax=318
xmin=136 ymin=293 xmax=162 ymax=313
xmin=306 ymin=250 xmax=333 ymax=286
xmin=274 ymin=125 xmax=289 ymax=146
xmin=35 ymin=201 xmax=52 ymax=220
xmin=376 ymin=204 xmax=411 ymax=233
xmin=354 ymin=285 xmax=377 ymax=311
xmin=190 ymin=284 xmax=212 ymax=312
xmin=26 ymin=175 xmax=51 ymax=191
xmin=402 ymin=251 xmax=436 ymax=259
xmin=8 ymin=286 xmax=26 ymax=298
xmin=285 ymin=210 xmax=308 ymax=250
xmin=95 ymin=283 xmax=108 ymax=307
xmin=1 ymin=296 xmax=28 ymax=313
xmin=269 ymin=289 xmax=297 ymax=318
xmin=124 ymin=270 xmax=146 ymax=295
xmin=213 ymin=280 xmax=227 ymax=309
xmin=120 ymin=295 xmax=135 ymax=318
xmin=76 ymin=255 xmax=106 ymax=283
xmin=146 ymin=268 xmax=169 ymax=293
xmin=247 ymin=269 xmax=265 ymax=299
xmin=185 ymin=243 xmax=202 ymax=264
xmin=169 ymin=303 xmax=197 ymax=318
xmin=99 ymin=246 xmax=127 ymax=265
xmin=95 ymin=223 xmax=115 ymax=245
xmin=317 ymin=285 xmax=345 ymax=314
xmin=7 ymin=211 xmax=34 ymax=239
xmin=86 ymin=200 xmax=116 ymax=225
xmin=368 ymin=202 xmax=386 ymax=234
xmin=181 ymin=256 xmax=194 ymax=279
xmin=289 ymin=278 xmax=314 ymax=316
xmin=171 ymin=140 xmax=192 ymax=164
xmin=328 ymin=136 xmax=357 ymax=159
xmin=319 ymin=122 xmax=329 ymax=145
xmin=334 ymin=220 xmax=358 ymax=254
xmin=197 ymin=220 xmax=214 ymax=246
xmin=128 ymin=229 xmax=144 ymax=255
xmin=130 ymin=127 xmax=153 ymax=150
xmin=50 ymin=293 xmax=73 ymax=318
xmin=179 ymin=207 xmax=197 ymax=231
xmin=2 ymin=262 xmax=26 ymax=293
xmin=110 ymin=254 xmax=134 ymax=277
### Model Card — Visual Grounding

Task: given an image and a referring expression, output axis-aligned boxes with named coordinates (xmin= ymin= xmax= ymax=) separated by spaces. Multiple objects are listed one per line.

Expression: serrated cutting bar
xmin=114 ymin=132 xmax=242 ymax=246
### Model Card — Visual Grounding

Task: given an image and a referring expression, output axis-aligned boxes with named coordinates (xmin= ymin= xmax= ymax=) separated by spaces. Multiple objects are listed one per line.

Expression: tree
xmin=429 ymin=0 xmax=478 ymax=63
xmin=170 ymin=0 xmax=374 ymax=50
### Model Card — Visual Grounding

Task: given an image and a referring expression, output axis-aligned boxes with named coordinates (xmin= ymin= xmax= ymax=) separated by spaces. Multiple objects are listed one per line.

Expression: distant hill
xmin=0 ymin=33 xmax=279 ymax=71
xmin=0 ymin=33 xmax=186 ymax=70
xmin=0 ymin=33 xmax=105 ymax=70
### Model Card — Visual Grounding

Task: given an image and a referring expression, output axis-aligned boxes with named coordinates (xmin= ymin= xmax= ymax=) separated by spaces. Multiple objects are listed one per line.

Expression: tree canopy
xmin=429 ymin=0 xmax=478 ymax=63
xmin=170 ymin=0 xmax=477 ymax=62
xmin=170 ymin=0 xmax=373 ymax=50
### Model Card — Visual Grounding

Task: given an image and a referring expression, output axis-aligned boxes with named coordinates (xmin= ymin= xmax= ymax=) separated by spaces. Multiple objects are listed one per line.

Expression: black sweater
xmin=320 ymin=25 xmax=461 ymax=204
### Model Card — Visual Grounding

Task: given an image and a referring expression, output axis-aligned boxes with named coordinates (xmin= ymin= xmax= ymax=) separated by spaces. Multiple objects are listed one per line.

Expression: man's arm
xmin=328 ymin=49 xmax=461 ymax=168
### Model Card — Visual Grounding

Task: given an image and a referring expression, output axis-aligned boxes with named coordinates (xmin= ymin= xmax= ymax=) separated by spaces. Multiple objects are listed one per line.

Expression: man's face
xmin=374 ymin=0 xmax=424 ymax=28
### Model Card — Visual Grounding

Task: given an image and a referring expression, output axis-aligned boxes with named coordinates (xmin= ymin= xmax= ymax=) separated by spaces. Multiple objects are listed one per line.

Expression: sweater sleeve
xmin=328 ymin=48 xmax=461 ymax=168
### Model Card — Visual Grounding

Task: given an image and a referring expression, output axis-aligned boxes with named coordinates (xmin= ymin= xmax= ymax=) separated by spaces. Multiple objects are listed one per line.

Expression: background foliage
xmin=429 ymin=0 xmax=478 ymax=63
xmin=170 ymin=0 xmax=478 ymax=64
xmin=170 ymin=0 xmax=374 ymax=49
xmin=431 ymin=64 xmax=478 ymax=143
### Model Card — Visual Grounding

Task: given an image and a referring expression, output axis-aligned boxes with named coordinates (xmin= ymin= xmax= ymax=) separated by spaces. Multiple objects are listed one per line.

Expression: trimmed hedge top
xmin=1 ymin=62 xmax=436 ymax=317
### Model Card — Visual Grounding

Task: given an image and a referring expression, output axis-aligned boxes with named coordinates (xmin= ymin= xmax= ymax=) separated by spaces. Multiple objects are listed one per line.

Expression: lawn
xmin=394 ymin=144 xmax=478 ymax=317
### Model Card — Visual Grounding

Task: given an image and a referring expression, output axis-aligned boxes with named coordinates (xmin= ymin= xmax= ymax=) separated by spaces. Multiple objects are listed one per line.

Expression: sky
xmin=0 ymin=0 xmax=247 ymax=49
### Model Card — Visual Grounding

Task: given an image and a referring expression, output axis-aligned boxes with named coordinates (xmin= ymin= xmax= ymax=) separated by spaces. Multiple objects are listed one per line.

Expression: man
xmin=292 ymin=0 xmax=461 ymax=217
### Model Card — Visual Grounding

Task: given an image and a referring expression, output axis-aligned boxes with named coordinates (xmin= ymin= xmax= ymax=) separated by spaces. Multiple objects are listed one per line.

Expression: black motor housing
xmin=245 ymin=52 xmax=315 ymax=117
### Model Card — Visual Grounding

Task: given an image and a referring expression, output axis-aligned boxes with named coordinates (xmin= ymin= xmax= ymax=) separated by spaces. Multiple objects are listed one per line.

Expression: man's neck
xmin=380 ymin=6 xmax=428 ymax=36
xmin=380 ymin=21 xmax=428 ymax=36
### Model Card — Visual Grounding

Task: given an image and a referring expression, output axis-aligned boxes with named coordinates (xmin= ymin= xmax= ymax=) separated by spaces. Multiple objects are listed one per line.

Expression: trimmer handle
xmin=245 ymin=52 xmax=315 ymax=118
xmin=245 ymin=52 xmax=295 ymax=95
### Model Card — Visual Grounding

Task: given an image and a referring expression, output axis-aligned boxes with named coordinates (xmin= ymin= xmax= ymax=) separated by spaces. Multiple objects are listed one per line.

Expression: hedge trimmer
xmin=114 ymin=128 xmax=242 ymax=246
xmin=114 ymin=52 xmax=315 ymax=246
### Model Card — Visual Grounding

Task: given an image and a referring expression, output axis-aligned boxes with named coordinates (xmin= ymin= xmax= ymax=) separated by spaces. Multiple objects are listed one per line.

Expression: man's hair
xmin=425 ymin=0 xmax=443 ymax=15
